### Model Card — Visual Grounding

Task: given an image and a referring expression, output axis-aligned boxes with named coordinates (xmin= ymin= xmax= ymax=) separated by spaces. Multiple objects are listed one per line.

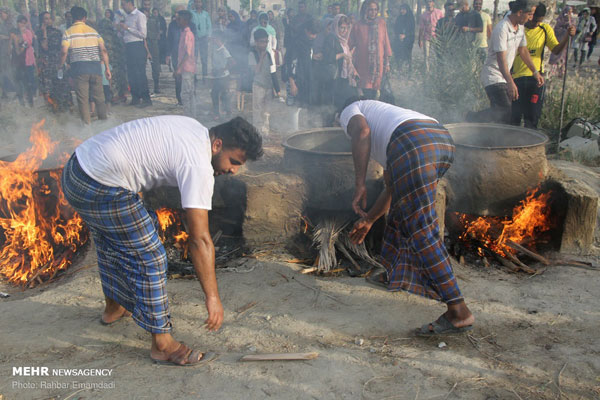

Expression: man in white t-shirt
xmin=339 ymin=99 xmax=474 ymax=336
xmin=469 ymin=0 xmax=543 ymax=124
xmin=62 ymin=116 xmax=263 ymax=366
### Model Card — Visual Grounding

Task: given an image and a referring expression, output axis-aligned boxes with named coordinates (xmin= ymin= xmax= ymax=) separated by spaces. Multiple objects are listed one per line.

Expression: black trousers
xmin=511 ymin=76 xmax=545 ymax=129
xmin=467 ymin=83 xmax=512 ymax=124
xmin=125 ymin=41 xmax=150 ymax=101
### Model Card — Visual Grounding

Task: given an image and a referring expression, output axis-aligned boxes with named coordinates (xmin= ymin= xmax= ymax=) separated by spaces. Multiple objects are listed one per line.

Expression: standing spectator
xmin=146 ymin=7 xmax=162 ymax=93
xmin=58 ymin=11 xmax=72 ymax=33
xmin=0 ymin=7 xmax=13 ymax=100
xmin=291 ymin=1 xmax=311 ymax=42
xmin=188 ymin=0 xmax=211 ymax=82
xmin=37 ymin=11 xmax=71 ymax=111
xmin=333 ymin=3 xmax=341 ymax=15
xmin=322 ymin=4 xmax=334 ymax=20
xmin=572 ymin=8 xmax=597 ymax=67
xmin=327 ymin=14 xmax=358 ymax=109
xmin=176 ymin=10 xmax=196 ymax=117
xmin=59 ymin=6 xmax=111 ymax=124
xmin=284 ymin=18 xmax=319 ymax=106
xmin=283 ymin=8 xmax=295 ymax=50
xmin=548 ymin=6 xmax=573 ymax=77
xmin=454 ymin=0 xmax=483 ymax=45
xmin=210 ymin=32 xmax=232 ymax=118
xmin=249 ymin=28 xmax=280 ymax=134
xmin=11 ymin=15 xmax=35 ymax=107
xmin=435 ymin=2 xmax=457 ymax=37
xmin=29 ymin=6 xmax=39 ymax=34
xmin=98 ymin=9 xmax=128 ymax=104
xmin=469 ymin=0 xmax=541 ymax=124
xmin=215 ymin=7 xmax=228 ymax=32
xmin=225 ymin=10 xmax=246 ymax=74
xmin=473 ymin=0 xmax=492 ymax=62
xmin=511 ymin=3 xmax=575 ymax=128
xmin=418 ymin=0 xmax=444 ymax=72
xmin=244 ymin=10 xmax=259 ymax=47
xmin=393 ymin=4 xmax=415 ymax=72
xmin=167 ymin=8 xmax=183 ymax=105
xmin=313 ymin=17 xmax=335 ymax=105
xmin=154 ymin=8 xmax=167 ymax=65
xmin=119 ymin=0 xmax=152 ymax=107
xmin=588 ymin=7 xmax=598 ymax=60
xmin=250 ymin=12 xmax=277 ymax=56
xmin=349 ymin=0 xmax=392 ymax=99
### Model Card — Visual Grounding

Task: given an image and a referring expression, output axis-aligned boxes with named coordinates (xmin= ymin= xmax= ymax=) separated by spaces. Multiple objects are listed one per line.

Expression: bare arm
xmin=58 ymin=44 xmax=68 ymax=69
xmin=496 ymin=50 xmax=519 ymax=100
xmin=98 ymin=41 xmax=111 ymax=80
xmin=185 ymin=208 xmax=224 ymax=331
xmin=349 ymin=171 xmax=392 ymax=244
xmin=348 ymin=114 xmax=371 ymax=216
xmin=487 ymin=22 xmax=492 ymax=38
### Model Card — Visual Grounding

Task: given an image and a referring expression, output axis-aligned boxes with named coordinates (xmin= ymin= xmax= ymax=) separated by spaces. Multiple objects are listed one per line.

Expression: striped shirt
xmin=62 ymin=21 xmax=103 ymax=76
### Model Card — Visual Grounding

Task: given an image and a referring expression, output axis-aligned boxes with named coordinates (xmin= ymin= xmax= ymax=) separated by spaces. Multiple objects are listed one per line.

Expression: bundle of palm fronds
xmin=312 ymin=216 xmax=384 ymax=273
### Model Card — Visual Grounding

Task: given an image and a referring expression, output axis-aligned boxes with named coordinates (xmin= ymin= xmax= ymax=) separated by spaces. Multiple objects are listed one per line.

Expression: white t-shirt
xmin=481 ymin=16 xmax=527 ymax=87
xmin=339 ymin=100 xmax=437 ymax=167
xmin=76 ymin=115 xmax=215 ymax=210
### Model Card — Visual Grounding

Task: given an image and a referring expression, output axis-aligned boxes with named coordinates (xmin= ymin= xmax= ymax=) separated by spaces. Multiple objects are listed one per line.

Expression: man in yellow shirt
xmin=511 ymin=3 xmax=574 ymax=128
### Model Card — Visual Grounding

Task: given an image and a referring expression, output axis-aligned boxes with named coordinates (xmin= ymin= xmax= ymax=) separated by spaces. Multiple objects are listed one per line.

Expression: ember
xmin=451 ymin=186 xmax=556 ymax=264
xmin=155 ymin=207 xmax=189 ymax=257
xmin=0 ymin=121 xmax=88 ymax=287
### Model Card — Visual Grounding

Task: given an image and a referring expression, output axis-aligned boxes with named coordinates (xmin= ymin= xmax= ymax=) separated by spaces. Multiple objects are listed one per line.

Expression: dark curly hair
xmin=210 ymin=117 xmax=264 ymax=161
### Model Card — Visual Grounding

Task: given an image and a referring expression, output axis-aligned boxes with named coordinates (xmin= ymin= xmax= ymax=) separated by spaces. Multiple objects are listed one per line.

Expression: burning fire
xmin=155 ymin=208 xmax=189 ymax=257
xmin=0 ymin=120 xmax=88 ymax=287
xmin=455 ymin=187 xmax=554 ymax=257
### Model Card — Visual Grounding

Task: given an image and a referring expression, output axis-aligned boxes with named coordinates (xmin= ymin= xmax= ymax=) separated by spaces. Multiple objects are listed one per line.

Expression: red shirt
xmin=177 ymin=26 xmax=195 ymax=73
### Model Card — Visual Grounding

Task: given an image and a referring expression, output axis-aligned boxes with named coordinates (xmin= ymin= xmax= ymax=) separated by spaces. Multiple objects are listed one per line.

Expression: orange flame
xmin=456 ymin=187 xmax=554 ymax=257
xmin=0 ymin=120 xmax=88 ymax=286
xmin=155 ymin=208 xmax=189 ymax=251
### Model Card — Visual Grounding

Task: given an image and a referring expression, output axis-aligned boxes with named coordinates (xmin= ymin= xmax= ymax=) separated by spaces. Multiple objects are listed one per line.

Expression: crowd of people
xmin=0 ymin=0 xmax=598 ymax=128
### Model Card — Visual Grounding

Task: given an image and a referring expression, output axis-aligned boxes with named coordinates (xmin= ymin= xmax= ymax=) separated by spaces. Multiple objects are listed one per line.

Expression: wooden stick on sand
xmin=240 ymin=352 xmax=319 ymax=362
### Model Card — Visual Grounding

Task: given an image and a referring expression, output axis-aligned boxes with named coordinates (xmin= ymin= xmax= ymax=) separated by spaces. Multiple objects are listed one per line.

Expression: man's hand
xmin=165 ymin=55 xmax=171 ymax=65
xmin=104 ymin=67 xmax=112 ymax=81
xmin=204 ymin=295 xmax=224 ymax=331
xmin=418 ymin=40 xmax=423 ymax=48
xmin=289 ymin=80 xmax=298 ymax=96
xmin=462 ymin=26 xmax=470 ymax=32
xmin=352 ymin=184 xmax=368 ymax=217
xmin=399 ymin=33 xmax=405 ymax=40
xmin=349 ymin=218 xmax=374 ymax=244
xmin=118 ymin=22 xmax=127 ymax=32
xmin=533 ymin=71 xmax=544 ymax=87
xmin=507 ymin=81 xmax=519 ymax=101
xmin=567 ymin=26 xmax=576 ymax=36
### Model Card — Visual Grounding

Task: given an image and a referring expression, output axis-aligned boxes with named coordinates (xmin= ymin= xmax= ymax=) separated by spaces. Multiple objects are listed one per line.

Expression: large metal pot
xmin=282 ymin=128 xmax=384 ymax=211
xmin=444 ymin=123 xmax=549 ymax=216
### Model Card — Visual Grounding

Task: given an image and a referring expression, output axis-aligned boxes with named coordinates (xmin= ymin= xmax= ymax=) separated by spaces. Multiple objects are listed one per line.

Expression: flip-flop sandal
xmin=151 ymin=343 xmax=219 ymax=367
xmin=365 ymin=269 xmax=389 ymax=289
xmin=415 ymin=314 xmax=473 ymax=337
xmin=100 ymin=311 xmax=132 ymax=326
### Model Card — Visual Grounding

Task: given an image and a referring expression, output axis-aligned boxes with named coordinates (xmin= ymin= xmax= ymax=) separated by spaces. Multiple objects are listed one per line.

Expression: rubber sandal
xmin=415 ymin=314 xmax=473 ymax=337
xmin=151 ymin=343 xmax=219 ymax=367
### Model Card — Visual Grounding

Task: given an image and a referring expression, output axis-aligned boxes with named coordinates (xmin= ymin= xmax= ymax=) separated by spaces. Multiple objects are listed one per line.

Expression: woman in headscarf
xmin=36 ymin=11 xmax=71 ymax=111
xmin=98 ymin=9 xmax=128 ymax=103
xmin=572 ymin=7 xmax=597 ymax=67
xmin=349 ymin=0 xmax=392 ymax=99
xmin=548 ymin=6 xmax=573 ymax=77
xmin=322 ymin=14 xmax=358 ymax=109
xmin=394 ymin=4 xmax=415 ymax=72
xmin=250 ymin=12 xmax=277 ymax=55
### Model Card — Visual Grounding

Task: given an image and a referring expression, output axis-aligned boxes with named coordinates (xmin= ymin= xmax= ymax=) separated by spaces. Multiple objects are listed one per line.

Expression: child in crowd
xmin=210 ymin=32 xmax=232 ymax=119
xmin=249 ymin=29 xmax=280 ymax=135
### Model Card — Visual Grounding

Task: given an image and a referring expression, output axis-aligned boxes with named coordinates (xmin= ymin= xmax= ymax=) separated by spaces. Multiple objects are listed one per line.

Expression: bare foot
xmin=101 ymin=298 xmax=131 ymax=324
xmin=444 ymin=302 xmax=475 ymax=328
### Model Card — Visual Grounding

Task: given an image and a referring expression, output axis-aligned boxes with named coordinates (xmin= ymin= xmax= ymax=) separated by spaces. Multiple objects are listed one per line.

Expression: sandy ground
xmin=1 ymin=61 xmax=600 ymax=400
